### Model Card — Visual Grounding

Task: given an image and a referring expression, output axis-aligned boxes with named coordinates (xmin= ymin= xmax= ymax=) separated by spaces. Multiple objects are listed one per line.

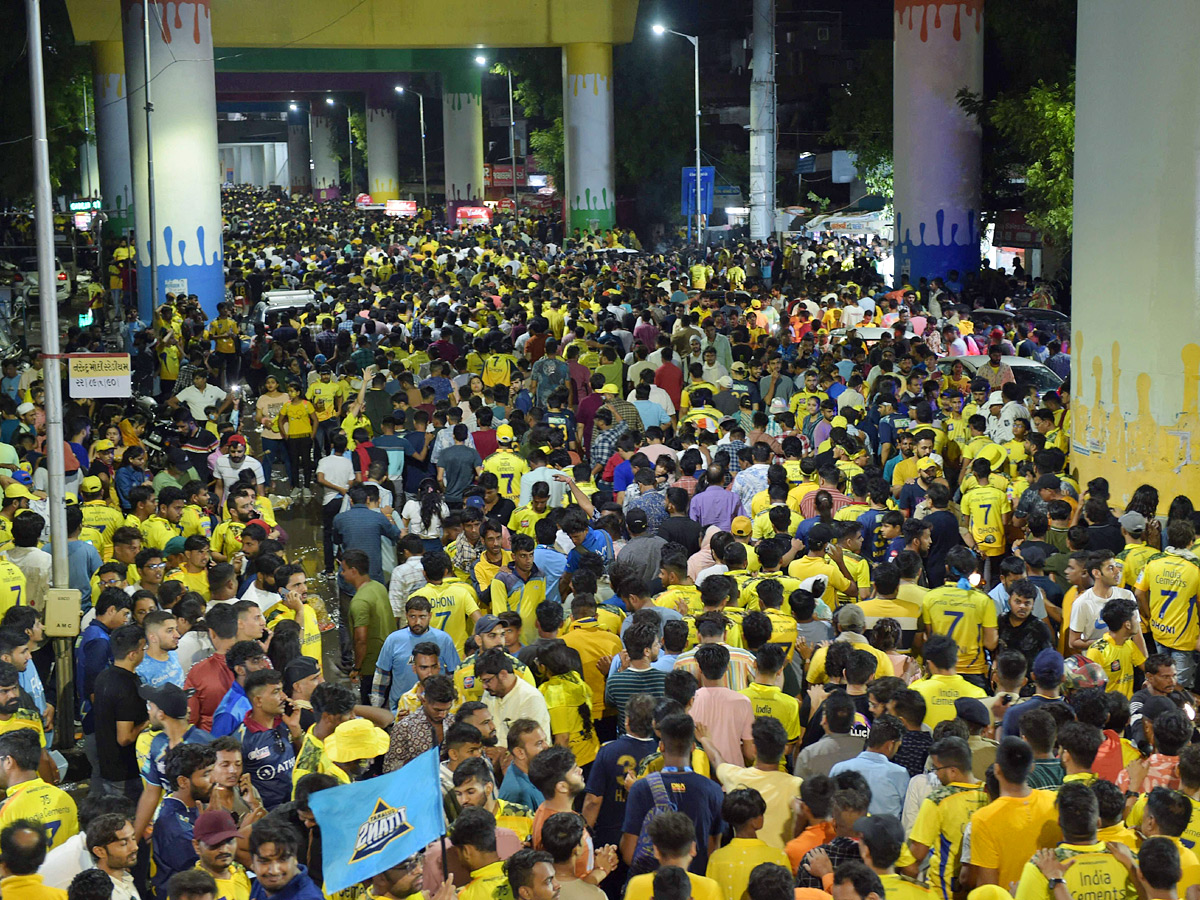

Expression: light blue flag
xmin=308 ymin=747 xmax=445 ymax=893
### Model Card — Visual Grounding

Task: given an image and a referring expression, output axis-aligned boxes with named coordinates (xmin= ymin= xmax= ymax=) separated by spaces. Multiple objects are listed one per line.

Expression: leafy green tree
xmin=824 ymin=40 xmax=893 ymax=198
xmin=0 ymin=1 xmax=90 ymax=205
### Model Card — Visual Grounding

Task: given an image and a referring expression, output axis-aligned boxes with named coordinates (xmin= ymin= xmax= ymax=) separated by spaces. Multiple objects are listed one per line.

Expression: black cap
xmin=283 ymin=656 xmax=320 ymax=693
xmin=626 ymin=508 xmax=649 ymax=533
xmin=138 ymin=683 xmax=191 ymax=719
xmin=852 ymin=815 xmax=905 ymax=849
xmin=954 ymin=697 xmax=990 ymax=727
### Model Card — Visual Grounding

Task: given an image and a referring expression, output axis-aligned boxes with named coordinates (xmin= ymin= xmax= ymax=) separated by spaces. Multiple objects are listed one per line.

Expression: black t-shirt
xmin=657 ymin=515 xmax=705 ymax=556
xmin=93 ymin=667 xmax=147 ymax=781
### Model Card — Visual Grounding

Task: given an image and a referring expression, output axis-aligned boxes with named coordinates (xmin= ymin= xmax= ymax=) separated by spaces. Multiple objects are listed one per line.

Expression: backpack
xmin=630 ymin=773 xmax=678 ymax=872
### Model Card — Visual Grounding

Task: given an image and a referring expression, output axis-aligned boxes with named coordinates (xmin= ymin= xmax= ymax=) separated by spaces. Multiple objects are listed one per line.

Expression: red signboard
xmin=354 ymin=193 xmax=374 ymax=208
xmin=385 ymin=199 xmax=418 ymax=217
xmin=994 ymin=210 xmax=1043 ymax=248
xmin=497 ymin=198 xmax=516 ymax=212
xmin=483 ymin=163 xmax=528 ymax=187
xmin=456 ymin=206 xmax=492 ymax=226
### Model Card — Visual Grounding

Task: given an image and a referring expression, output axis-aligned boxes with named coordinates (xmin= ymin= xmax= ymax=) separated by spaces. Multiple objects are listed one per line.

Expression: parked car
xmin=17 ymin=257 xmax=71 ymax=302
xmin=936 ymin=354 xmax=1064 ymax=394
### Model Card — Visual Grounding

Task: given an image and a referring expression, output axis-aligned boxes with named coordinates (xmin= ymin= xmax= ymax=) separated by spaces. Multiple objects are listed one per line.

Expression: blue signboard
xmin=681 ymin=166 xmax=715 ymax=215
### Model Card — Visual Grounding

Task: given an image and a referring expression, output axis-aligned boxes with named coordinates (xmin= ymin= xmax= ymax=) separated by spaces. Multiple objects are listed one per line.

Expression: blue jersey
xmin=375 ymin=627 xmax=461 ymax=709
xmin=141 ymin=726 xmax=213 ymax=790
xmin=858 ymin=508 xmax=890 ymax=563
xmin=234 ymin=719 xmax=296 ymax=810
xmin=583 ymin=734 xmax=660 ymax=846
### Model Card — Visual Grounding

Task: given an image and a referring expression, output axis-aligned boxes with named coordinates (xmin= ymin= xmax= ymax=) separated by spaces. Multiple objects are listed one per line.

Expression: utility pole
xmin=749 ymin=0 xmax=777 ymax=241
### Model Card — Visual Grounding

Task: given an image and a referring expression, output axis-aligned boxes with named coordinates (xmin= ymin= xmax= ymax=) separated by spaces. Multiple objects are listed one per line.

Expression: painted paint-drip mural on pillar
xmin=366 ymin=106 xmax=400 ymax=202
xmin=121 ymin=0 xmax=222 ymax=319
xmin=892 ymin=1 xmax=984 ymax=283
xmin=564 ymin=43 xmax=616 ymax=234
xmin=442 ymin=64 xmax=484 ymax=220
xmin=310 ymin=114 xmax=340 ymax=201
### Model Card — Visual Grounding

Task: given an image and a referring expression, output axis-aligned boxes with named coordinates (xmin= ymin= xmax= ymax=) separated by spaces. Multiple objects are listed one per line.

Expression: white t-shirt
xmin=315 ymin=454 xmax=355 ymax=505
xmin=485 ymin=676 xmax=552 ymax=746
xmin=213 ymin=454 xmax=265 ymax=490
xmin=1068 ymin=586 xmax=1138 ymax=642
xmin=401 ymin=498 xmax=449 ymax=539
xmin=176 ymin=384 xmax=228 ymax=420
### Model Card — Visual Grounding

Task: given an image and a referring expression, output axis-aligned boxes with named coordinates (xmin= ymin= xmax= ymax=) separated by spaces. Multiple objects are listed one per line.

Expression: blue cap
xmin=11 ymin=470 xmax=32 ymax=487
xmin=464 ymin=495 xmax=485 ymax=509
xmin=314 ymin=353 xmax=327 ymax=364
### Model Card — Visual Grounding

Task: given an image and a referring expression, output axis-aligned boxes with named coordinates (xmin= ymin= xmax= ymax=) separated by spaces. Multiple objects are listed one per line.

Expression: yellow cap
xmin=731 ymin=516 xmax=753 ymax=538
xmin=496 ymin=424 xmax=515 ymax=444
xmin=598 ymin=383 xmax=619 ymax=395
xmin=324 ymin=718 xmax=390 ymax=763
xmin=92 ymin=440 xmax=116 ymax=452
xmin=81 ymin=475 xmax=104 ymax=494
xmin=917 ymin=457 xmax=942 ymax=473
xmin=830 ymin=416 xmax=848 ymax=429
xmin=3 ymin=484 xmax=34 ymax=502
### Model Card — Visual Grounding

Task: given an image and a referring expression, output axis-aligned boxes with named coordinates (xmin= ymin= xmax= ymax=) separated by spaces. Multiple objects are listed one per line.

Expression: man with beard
xmin=86 ymin=813 xmax=140 ymax=900
xmin=454 ymin=701 xmax=507 ymax=773
xmin=247 ymin=819 xmax=323 ymax=900
xmin=91 ymin=627 xmax=149 ymax=799
xmin=192 ymin=810 xmax=252 ymax=900
xmin=152 ymin=743 xmax=216 ymax=894
xmin=370 ymin=853 xmax=455 ymax=900
xmin=137 ymin=610 xmax=184 ymax=688
xmin=529 ymin=747 xmax=616 ymax=883
xmin=372 ymin=597 xmax=461 ymax=712
xmin=996 ymin=580 xmax=1054 ymax=668
xmin=452 ymin=755 xmax=534 ymax=842
xmin=210 ymin=492 xmax=257 ymax=565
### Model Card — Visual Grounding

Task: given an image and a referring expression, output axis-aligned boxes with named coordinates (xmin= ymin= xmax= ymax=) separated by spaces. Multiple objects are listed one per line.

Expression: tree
xmin=824 ymin=40 xmax=894 ymax=198
xmin=0 ymin=0 xmax=91 ymax=206
xmin=495 ymin=50 xmax=564 ymax=189
xmin=958 ymin=79 xmax=1075 ymax=246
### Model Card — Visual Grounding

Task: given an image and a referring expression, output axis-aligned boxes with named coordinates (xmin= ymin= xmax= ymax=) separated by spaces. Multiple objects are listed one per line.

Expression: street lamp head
xmin=475 ymin=55 xmax=487 ymax=65
xmin=289 ymin=103 xmax=298 ymax=111
xmin=652 ymin=23 xmax=666 ymax=35
xmin=395 ymin=85 xmax=404 ymax=94
xmin=325 ymin=97 xmax=335 ymax=105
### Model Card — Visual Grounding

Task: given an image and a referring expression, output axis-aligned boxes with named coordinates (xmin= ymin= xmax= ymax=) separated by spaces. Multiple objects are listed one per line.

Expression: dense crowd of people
xmin=2 ymin=187 xmax=1193 ymax=900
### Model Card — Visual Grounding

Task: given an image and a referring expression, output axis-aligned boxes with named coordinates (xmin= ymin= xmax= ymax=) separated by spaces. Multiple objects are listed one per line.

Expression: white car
xmin=17 ymin=257 xmax=71 ymax=302
xmin=936 ymin=354 xmax=1064 ymax=393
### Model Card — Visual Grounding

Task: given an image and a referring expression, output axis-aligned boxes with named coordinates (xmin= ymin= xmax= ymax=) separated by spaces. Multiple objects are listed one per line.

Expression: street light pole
xmin=23 ymin=0 xmax=68 ymax=586
xmin=143 ymin=0 xmax=158 ymax=310
xmin=397 ymin=86 xmax=429 ymax=210
xmin=654 ymin=25 xmax=703 ymax=245
xmin=507 ymin=68 xmax=518 ymax=210
xmin=347 ymin=107 xmax=354 ymax=196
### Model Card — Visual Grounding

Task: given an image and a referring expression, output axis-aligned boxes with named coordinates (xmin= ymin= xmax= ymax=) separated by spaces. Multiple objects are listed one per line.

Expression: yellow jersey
xmin=1013 ymin=842 xmax=1136 ymax=900
xmin=961 ymin=485 xmax=1011 ymax=556
xmin=920 ymin=585 xmax=997 ymax=674
xmin=655 ymin=584 xmax=703 ymax=616
xmin=166 ymin=567 xmax=210 ymax=601
xmin=210 ymin=520 xmax=246 ymax=561
xmin=1118 ymin=542 xmax=1159 ymax=592
xmin=141 ymin=515 xmax=183 ymax=554
xmin=763 ymin=607 xmax=799 ymax=663
xmin=911 ymin=674 xmax=987 ymax=728
xmin=786 ymin=556 xmax=850 ymax=607
xmin=705 ymin=837 xmax=789 ymax=900
xmin=738 ymin=571 xmax=802 ymax=611
xmin=276 ymin=400 xmax=316 ymax=438
xmin=200 ymin=863 xmax=251 ymax=900
xmin=506 ymin=505 xmax=550 ymax=539
xmin=409 ymin=580 xmax=480 ymax=652
xmin=306 ymin=381 xmax=343 ymax=422
xmin=879 ymin=873 xmax=930 ymax=900
xmin=740 ymin=682 xmax=801 ymax=741
xmin=0 ymin=709 xmax=45 ymax=747
xmin=80 ymin=501 xmax=125 ymax=559
xmin=0 ymin=777 xmax=77 ymax=849
xmin=626 ymin=872 xmax=723 ymax=900
xmin=909 ymin=782 xmax=989 ymax=900
xmin=1086 ymin=635 xmax=1146 ymax=698
xmin=968 ymin=790 xmax=1058 ymax=894
xmin=206 ymin=318 xmax=240 ymax=355
xmin=541 ymin=673 xmax=598 ymax=766
xmin=264 ymin=601 xmax=322 ymax=667
xmin=0 ymin=561 xmax=27 ymax=620
xmin=1136 ymin=552 xmax=1200 ymax=652
xmin=481 ymin=451 xmax=528 ymax=500
xmin=292 ymin=728 xmax=351 ymax=792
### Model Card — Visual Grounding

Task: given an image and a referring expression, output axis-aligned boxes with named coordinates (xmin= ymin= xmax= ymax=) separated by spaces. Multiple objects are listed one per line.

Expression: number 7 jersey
xmin=921 ymin=585 xmax=998 ymax=675
xmin=1136 ymin=551 xmax=1200 ymax=651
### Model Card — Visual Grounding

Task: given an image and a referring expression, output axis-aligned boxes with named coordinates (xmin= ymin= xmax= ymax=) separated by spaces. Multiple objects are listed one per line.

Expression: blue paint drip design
xmin=894 ymin=208 xmax=980 ymax=284
xmin=136 ymin=224 xmax=224 ymax=322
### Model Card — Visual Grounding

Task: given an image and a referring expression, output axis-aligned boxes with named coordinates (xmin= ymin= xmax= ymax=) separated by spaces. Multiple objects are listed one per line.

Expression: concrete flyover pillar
xmin=310 ymin=113 xmax=340 ymax=200
xmin=563 ymin=43 xmax=615 ymax=233
xmin=1072 ymin=0 xmax=1200 ymax=503
xmin=92 ymin=41 xmax=133 ymax=233
xmin=121 ymin=0 xmax=222 ymax=321
xmin=286 ymin=108 xmax=311 ymax=195
xmin=366 ymin=89 xmax=400 ymax=202
xmin=892 ymin=1 xmax=983 ymax=283
xmin=442 ymin=63 xmax=484 ymax=220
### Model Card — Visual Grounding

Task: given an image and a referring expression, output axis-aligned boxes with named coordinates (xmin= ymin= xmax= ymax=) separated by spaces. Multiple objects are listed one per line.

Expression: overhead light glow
xmin=652 ymin=24 xmax=666 ymax=35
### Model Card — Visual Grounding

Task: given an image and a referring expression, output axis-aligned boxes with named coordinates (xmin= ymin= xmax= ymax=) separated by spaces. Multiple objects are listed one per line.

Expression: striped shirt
xmin=673 ymin=643 xmax=758 ymax=691
xmin=604 ymin=666 xmax=667 ymax=732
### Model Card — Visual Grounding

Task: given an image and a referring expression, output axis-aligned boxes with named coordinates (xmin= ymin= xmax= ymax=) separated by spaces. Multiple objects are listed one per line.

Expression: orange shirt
xmin=785 ymin=821 xmax=836 ymax=874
